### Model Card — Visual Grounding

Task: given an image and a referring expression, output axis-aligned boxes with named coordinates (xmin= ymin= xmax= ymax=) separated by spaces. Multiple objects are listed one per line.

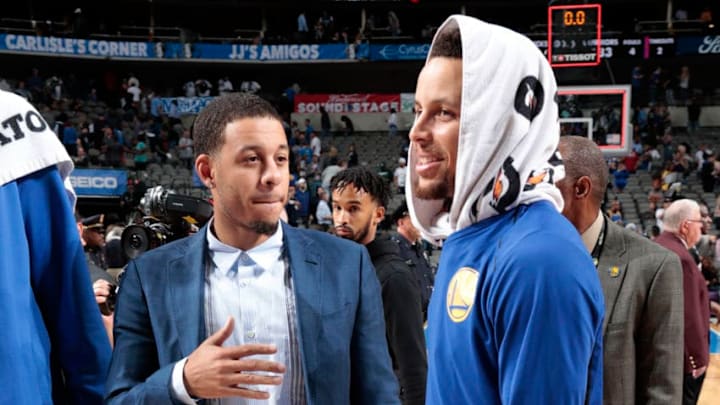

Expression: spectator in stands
xmin=304 ymin=118 xmax=314 ymax=138
xmin=612 ymin=162 xmax=629 ymax=193
xmin=297 ymin=12 xmax=309 ymax=36
xmin=106 ymin=93 xmax=398 ymax=404
xmin=407 ymin=16 xmax=603 ymax=404
xmin=347 ymin=142 xmax=359 ymax=167
xmin=340 ymin=114 xmax=354 ymax=136
xmin=127 ymin=81 xmax=141 ymax=108
xmin=315 ymin=187 xmax=332 ymax=232
xmin=687 ymin=96 xmax=701 ymax=135
xmin=320 ymin=106 xmax=331 ymax=138
xmin=648 ymin=173 xmax=664 ymax=212
xmin=631 ymin=66 xmax=644 ymax=106
xmin=331 ymin=166 xmax=426 ymax=405
xmin=322 ymin=158 xmax=346 ymax=191
xmin=607 ymin=198 xmax=625 ymax=224
xmin=677 ymin=66 xmax=691 ymax=104
xmin=295 ymin=177 xmax=310 ymax=226
xmin=310 ymin=131 xmax=322 ymax=158
xmin=0 ymin=89 xmax=110 ymax=404
xmin=102 ymin=126 xmax=125 ymax=167
xmin=388 ymin=11 xmax=401 ymax=36
xmin=178 ymin=128 xmax=194 ymax=170
xmin=217 ymin=76 xmax=233 ymax=95
xmin=700 ymin=151 xmax=716 ymax=192
xmin=557 ymin=135 xmax=683 ymax=405
xmin=240 ymin=80 xmax=261 ymax=94
xmin=27 ymin=67 xmax=43 ymax=100
xmin=284 ymin=183 xmax=300 ymax=227
xmin=388 ymin=108 xmax=398 ymax=137
xmin=134 ymin=133 xmax=149 ymax=170
xmin=13 ymin=80 xmax=32 ymax=101
xmin=62 ymin=122 xmax=79 ymax=157
xmin=393 ymin=157 xmax=407 ymax=194
xmin=195 ymin=79 xmax=212 ymax=97
xmin=654 ymin=199 xmax=711 ymax=405
xmin=183 ymin=80 xmax=196 ymax=97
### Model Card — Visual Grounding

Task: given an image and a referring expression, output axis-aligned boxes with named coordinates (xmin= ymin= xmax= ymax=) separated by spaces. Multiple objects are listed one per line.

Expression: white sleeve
xmin=170 ymin=357 xmax=199 ymax=404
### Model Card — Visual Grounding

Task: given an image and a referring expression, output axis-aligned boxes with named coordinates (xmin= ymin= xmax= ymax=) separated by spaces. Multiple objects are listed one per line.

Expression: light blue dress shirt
xmin=171 ymin=221 xmax=305 ymax=405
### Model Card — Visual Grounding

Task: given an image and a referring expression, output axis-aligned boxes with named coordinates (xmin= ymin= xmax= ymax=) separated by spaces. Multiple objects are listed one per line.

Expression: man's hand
xmin=183 ymin=317 xmax=286 ymax=400
xmin=92 ymin=279 xmax=115 ymax=345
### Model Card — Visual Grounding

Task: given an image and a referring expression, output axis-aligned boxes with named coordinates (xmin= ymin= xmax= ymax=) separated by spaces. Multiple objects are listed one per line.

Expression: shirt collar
xmin=580 ymin=210 xmax=604 ymax=253
xmin=206 ymin=218 xmax=284 ymax=276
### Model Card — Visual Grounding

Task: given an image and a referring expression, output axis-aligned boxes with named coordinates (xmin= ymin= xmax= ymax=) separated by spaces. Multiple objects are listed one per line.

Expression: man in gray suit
xmin=556 ymin=136 xmax=684 ymax=405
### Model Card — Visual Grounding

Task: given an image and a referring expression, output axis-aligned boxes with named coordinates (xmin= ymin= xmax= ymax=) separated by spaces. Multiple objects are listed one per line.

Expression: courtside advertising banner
xmin=70 ymin=169 xmax=127 ymax=197
xmin=0 ymin=34 xmax=156 ymax=59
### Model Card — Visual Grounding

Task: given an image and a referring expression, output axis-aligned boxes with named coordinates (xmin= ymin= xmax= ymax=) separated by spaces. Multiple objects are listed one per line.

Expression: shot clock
xmin=548 ymin=3 xmax=602 ymax=67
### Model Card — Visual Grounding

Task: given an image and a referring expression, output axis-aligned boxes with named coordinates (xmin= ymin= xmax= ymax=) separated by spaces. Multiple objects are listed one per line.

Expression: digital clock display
xmin=563 ymin=10 xmax=587 ymax=26
xmin=548 ymin=3 xmax=602 ymax=67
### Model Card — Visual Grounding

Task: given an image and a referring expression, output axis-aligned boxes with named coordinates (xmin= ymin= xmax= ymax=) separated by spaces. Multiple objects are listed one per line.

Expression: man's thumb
xmin=205 ymin=316 xmax=234 ymax=346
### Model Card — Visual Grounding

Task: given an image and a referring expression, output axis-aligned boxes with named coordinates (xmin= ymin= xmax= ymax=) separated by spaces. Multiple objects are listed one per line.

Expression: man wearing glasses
xmin=654 ymin=199 xmax=711 ymax=405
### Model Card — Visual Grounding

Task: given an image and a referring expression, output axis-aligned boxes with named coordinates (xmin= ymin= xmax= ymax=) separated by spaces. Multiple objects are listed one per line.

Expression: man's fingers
xmin=204 ymin=317 xmax=235 ymax=346
xmin=223 ymin=343 xmax=279 ymax=359
xmin=220 ymin=372 xmax=284 ymax=387
xmin=217 ymin=386 xmax=272 ymax=400
xmin=218 ymin=358 xmax=286 ymax=374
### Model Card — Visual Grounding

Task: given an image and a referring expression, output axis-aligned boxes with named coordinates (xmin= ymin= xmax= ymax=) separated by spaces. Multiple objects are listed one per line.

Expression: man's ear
xmin=195 ymin=154 xmax=214 ymax=188
xmin=575 ymin=176 xmax=592 ymax=199
xmin=374 ymin=206 xmax=386 ymax=226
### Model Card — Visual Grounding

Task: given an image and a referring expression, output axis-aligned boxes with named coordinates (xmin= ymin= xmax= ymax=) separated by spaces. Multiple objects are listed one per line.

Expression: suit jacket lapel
xmin=282 ymin=223 xmax=322 ymax=376
xmin=168 ymin=227 xmax=208 ymax=357
xmin=596 ymin=220 xmax=629 ymax=334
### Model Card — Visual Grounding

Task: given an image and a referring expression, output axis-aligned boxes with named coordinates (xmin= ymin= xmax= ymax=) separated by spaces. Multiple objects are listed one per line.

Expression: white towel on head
xmin=406 ymin=15 xmax=565 ymax=244
xmin=0 ymin=90 xmax=76 ymax=207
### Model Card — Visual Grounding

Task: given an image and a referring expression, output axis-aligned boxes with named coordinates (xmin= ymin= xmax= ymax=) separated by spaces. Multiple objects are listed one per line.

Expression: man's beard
xmin=413 ymin=176 xmax=451 ymax=200
xmin=335 ymin=220 xmax=372 ymax=244
xmin=246 ymin=221 xmax=278 ymax=236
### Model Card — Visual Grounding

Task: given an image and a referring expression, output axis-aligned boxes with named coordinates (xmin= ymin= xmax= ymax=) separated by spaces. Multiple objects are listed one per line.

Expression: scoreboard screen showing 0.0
xmin=548 ymin=4 xmax=602 ymax=67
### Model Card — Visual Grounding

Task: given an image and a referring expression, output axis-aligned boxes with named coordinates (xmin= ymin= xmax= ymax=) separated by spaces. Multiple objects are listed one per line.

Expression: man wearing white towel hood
xmin=406 ymin=16 xmax=605 ymax=404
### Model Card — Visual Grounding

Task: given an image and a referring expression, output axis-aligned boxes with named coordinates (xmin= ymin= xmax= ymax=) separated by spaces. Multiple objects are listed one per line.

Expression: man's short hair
xmin=390 ymin=201 xmax=410 ymax=225
xmin=429 ymin=19 xmax=462 ymax=58
xmin=192 ymin=93 xmax=281 ymax=157
xmin=330 ymin=166 xmax=391 ymax=209
xmin=559 ymin=136 xmax=609 ymax=205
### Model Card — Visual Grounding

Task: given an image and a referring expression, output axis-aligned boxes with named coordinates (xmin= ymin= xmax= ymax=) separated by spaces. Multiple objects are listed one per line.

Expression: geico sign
xmin=70 ymin=176 xmax=119 ymax=189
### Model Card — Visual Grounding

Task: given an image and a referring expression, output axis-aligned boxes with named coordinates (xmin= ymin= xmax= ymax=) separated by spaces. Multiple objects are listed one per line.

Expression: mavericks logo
xmin=446 ymin=267 xmax=480 ymax=323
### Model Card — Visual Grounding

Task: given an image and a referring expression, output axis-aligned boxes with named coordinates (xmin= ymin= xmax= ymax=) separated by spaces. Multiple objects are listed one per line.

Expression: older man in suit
xmin=106 ymin=93 xmax=399 ymax=404
xmin=556 ymin=136 xmax=684 ymax=405
xmin=655 ymin=199 xmax=711 ymax=405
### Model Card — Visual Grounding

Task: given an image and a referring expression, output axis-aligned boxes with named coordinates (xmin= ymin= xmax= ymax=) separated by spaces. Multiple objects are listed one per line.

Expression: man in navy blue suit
xmin=106 ymin=93 xmax=399 ymax=404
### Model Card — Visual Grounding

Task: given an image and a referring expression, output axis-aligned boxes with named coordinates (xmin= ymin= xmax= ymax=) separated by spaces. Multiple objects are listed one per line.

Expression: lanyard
xmin=590 ymin=216 xmax=607 ymax=268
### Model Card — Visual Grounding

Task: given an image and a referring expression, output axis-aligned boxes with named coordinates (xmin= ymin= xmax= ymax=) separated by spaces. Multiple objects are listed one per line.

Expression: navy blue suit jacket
xmin=106 ymin=222 xmax=400 ymax=404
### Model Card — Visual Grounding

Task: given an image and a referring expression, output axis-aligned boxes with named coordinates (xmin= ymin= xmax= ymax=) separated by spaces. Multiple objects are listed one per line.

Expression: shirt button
xmin=239 ymin=281 xmax=248 ymax=288
xmin=246 ymin=331 xmax=256 ymax=339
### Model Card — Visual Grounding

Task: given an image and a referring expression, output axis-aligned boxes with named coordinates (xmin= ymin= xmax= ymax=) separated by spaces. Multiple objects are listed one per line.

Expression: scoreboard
xmin=548 ymin=4 xmax=602 ymax=67
xmin=534 ymin=36 xmax=675 ymax=61
xmin=546 ymin=3 xmax=675 ymax=65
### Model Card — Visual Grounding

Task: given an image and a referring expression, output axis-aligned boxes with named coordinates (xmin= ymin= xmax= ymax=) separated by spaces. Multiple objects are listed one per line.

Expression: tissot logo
xmin=70 ymin=176 xmax=119 ymax=189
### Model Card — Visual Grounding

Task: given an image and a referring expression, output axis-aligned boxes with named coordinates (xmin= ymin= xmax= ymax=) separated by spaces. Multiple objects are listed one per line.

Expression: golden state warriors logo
xmin=446 ymin=267 xmax=480 ymax=323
